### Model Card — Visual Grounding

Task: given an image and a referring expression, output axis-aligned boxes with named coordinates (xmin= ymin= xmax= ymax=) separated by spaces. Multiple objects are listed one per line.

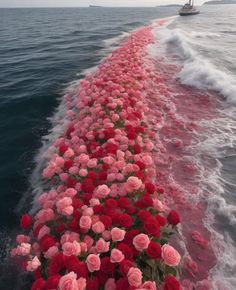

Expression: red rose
xmin=64 ymin=160 xmax=74 ymax=170
xmin=68 ymin=219 xmax=80 ymax=232
xmin=126 ymin=129 xmax=136 ymax=140
xmin=98 ymin=170 xmax=107 ymax=180
xmin=144 ymin=218 xmax=160 ymax=237
xmin=123 ymin=229 xmax=140 ymax=245
xmin=133 ymin=144 xmax=141 ymax=154
xmin=91 ymin=148 xmax=104 ymax=158
xmin=145 ymin=182 xmax=155 ymax=194
xmin=105 ymin=143 xmax=118 ymax=154
xmin=164 ymin=275 xmax=181 ymax=290
xmin=116 ymin=278 xmax=129 ymax=290
xmin=135 ymin=161 xmax=146 ymax=170
xmin=105 ymin=198 xmax=118 ymax=209
xmin=156 ymin=214 xmax=166 ymax=226
xmin=167 ymin=210 xmax=180 ymax=226
xmin=99 ymin=215 xmax=112 ymax=228
xmin=117 ymin=243 xmax=134 ymax=260
xmin=87 ymin=277 xmax=99 ymax=290
xmin=65 ymin=256 xmax=88 ymax=278
xmin=66 ymin=124 xmax=75 ymax=138
xmin=33 ymin=268 xmax=42 ymax=280
xmin=104 ymin=128 xmax=115 ymax=139
xmin=82 ymin=193 xmax=93 ymax=205
xmin=59 ymin=144 xmax=68 ymax=154
xmin=140 ymin=195 xmax=153 ymax=207
xmin=93 ymin=205 xmax=102 ymax=214
xmin=33 ymin=224 xmax=43 ymax=238
xmin=136 ymin=126 xmax=145 ymax=133
xmin=45 ymin=275 xmax=61 ymax=290
xmin=31 ymin=278 xmax=45 ymax=290
xmin=81 ymin=178 xmax=95 ymax=193
xmin=147 ymin=241 xmax=161 ymax=259
xmin=96 ymin=270 xmax=109 ymax=284
xmin=87 ymin=171 xmax=97 ymax=180
xmin=157 ymin=186 xmax=165 ymax=194
xmin=49 ymin=253 xmax=66 ymax=276
xmin=72 ymin=198 xmax=83 ymax=210
xmin=137 ymin=210 xmax=152 ymax=222
xmin=66 ymin=177 xmax=77 ymax=188
xmin=135 ymin=171 xmax=146 ymax=182
xmin=118 ymin=214 xmax=133 ymax=228
xmin=125 ymin=206 xmax=137 ymax=215
xmin=120 ymin=259 xmax=133 ymax=276
xmin=117 ymin=197 xmax=130 ymax=208
xmin=40 ymin=235 xmax=56 ymax=252
xmin=56 ymin=223 xmax=65 ymax=234
xmin=20 ymin=214 xmax=32 ymax=230
xmin=100 ymin=257 xmax=115 ymax=274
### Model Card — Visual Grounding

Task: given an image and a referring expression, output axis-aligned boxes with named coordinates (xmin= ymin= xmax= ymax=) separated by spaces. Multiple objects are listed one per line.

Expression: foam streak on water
xmin=149 ymin=16 xmax=236 ymax=289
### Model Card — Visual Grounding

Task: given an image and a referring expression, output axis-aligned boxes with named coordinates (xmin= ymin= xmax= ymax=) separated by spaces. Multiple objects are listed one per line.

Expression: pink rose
xmin=127 ymin=267 xmax=143 ymax=287
xmin=17 ymin=243 xmax=31 ymax=256
xmin=38 ymin=225 xmax=50 ymax=240
xmin=82 ymin=208 xmax=94 ymax=217
xmin=84 ymin=235 xmax=94 ymax=249
xmin=95 ymin=184 xmax=110 ymax=198
xmin=79 ymin=216 xmax=92 ymax=230
xmin=95 ymin=238 xmax=110 ymax=253
xmin=86 ymin=254 xmax=101 ymax=272
xmin=102 ymin=230 xmax=112 ymax=241
xmin=105 ymin=278 xmax=116 ymax=290
xmin=110 ymin=249 xmax=125 ymax=263
xmin=16 ymin=235 xmax=30 ymax=244
xmin=126 ymin=176 xmax=142 ymax=192
xmin=133 ymin=234 xmax=150 ymax=251
xmin=59 ymin=272 xmax=78 ymax=290
xmin=142 ymin=281 xmax=156 ymax=290
xmin=44 ymin=245 xmax=59 ymax=259
xmin=87 ymin=158 xmax=97 ymax=168
xmin=161 ymin=244 xmax=181 ymax=266
xmin=62 ymin=241 xmax=81 ymax=256
xmin=26 ymin=256 xmax=41 ymax=272
xmin=79 ymin=168 xmax=88 ymax=177
xmin=77 ymin=277 xmax=86 ymax=290
xmin=111 ymin=227 xmax=126 ymax=242
xmin=153 ymin=199 xmax=165 ymax=212
xmin=89 ymin=198 xmax=100 ymax=207
xmin=92 ymin=221 xmax=105 ymax=234
xmin=64 ymin=148 xmax=74 ymax=158
xmin=65 ymin=188 xmax=77 ymax=197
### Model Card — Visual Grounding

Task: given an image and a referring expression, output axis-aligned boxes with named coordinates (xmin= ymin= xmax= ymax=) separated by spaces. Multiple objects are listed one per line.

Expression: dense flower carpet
xmin=11 ymin=21 xmax=183 ymax=290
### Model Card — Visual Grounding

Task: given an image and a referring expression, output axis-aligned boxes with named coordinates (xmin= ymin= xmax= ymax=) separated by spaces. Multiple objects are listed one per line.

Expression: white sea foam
xmin=152 ymin=27 xmax=236 ymax=103
xmin=150 ymin=22 xmax=236 ymax=288
xmin=102 ymin=32 xmax=129 ymax=49
xmin=189 ymin=110 xmax=236 ymax=289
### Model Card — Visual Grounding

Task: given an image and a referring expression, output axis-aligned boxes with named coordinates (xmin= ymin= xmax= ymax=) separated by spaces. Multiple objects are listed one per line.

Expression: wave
xmin=155 ymin=27 xmax=236 ymax=103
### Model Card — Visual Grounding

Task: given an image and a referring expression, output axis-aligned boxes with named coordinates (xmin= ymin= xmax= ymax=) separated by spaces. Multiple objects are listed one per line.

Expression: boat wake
xmin=155 ymin=27 xmax=236 ymax=103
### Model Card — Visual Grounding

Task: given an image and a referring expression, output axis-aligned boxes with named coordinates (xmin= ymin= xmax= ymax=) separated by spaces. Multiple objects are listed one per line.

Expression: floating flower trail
xmin=11 ymin=20 xmax=184 ymax=290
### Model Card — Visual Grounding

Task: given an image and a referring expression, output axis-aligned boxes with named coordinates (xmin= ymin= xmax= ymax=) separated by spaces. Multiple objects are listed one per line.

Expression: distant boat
xmin=179 ymin=0 xmax=200 ymax=15
xmin=89 ymin=5 xmax=103 ymax=7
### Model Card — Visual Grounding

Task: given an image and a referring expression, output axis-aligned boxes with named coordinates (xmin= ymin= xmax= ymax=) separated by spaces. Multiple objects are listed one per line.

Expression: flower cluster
xmin=12 ymin=26 xmax=181 ymax=290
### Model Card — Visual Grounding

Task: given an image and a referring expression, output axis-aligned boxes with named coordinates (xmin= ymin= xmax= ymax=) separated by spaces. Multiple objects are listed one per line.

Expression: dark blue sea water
xmin=0 ymin=7 xmax=176 ymax=289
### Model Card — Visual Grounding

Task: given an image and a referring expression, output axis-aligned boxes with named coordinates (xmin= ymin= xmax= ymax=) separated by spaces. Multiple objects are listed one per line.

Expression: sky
xmin=0 ymin=0 xmax=206 ymax=8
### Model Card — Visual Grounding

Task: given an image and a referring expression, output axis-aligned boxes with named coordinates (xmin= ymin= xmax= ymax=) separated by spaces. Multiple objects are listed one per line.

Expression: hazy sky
xmin=0 ymin=0 xmax=206 ymax=8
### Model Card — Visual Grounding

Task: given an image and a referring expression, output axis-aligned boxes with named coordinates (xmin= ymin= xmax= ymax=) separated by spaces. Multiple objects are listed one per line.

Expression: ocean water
xmin=0 ymin=5 xmax=236 ymax=289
